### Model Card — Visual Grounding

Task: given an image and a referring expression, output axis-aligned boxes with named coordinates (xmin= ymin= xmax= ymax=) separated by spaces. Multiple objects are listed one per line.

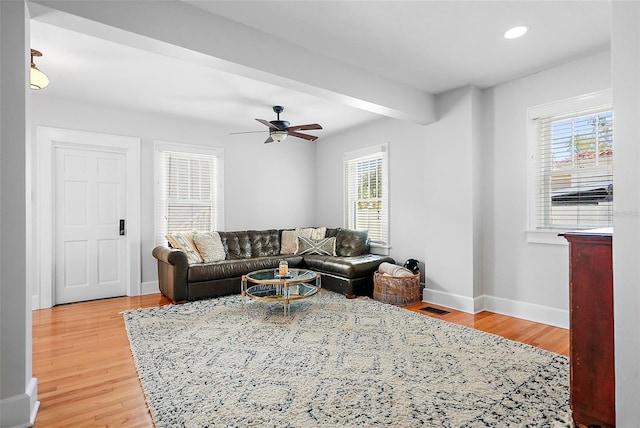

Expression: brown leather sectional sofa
xmin=152 ymin=228 xmax=394 ymax=302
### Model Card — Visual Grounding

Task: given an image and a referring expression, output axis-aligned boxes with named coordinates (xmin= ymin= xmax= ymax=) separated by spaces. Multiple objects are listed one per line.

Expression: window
xmin=529 ymin=91 xmax=612 ymax=232
xmin=343 ymin=144 xmax=389 ymax=247
xmin=154 ymin=141 xmax=224 ymax=244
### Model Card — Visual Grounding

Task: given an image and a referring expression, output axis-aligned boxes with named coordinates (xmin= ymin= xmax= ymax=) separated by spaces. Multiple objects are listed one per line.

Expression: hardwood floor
xmin=404 ymin=301 xmax=569 ymax=357
xmin=32 ymin=294 xmax=569 ymax=427
xmin=32 ymin=294 xmax=171 ymax=427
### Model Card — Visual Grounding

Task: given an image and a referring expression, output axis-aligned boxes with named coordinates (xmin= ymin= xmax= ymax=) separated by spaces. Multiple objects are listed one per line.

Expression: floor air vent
xmin=420 ymin=306 xmax=450 ymax=316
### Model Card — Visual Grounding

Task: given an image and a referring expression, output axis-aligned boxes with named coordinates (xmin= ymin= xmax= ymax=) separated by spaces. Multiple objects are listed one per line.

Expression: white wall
xmin=484 ymin=50 xmax=611 ymax=327
xmin=0 ymin=2 xmax=39 ymax=427
xmin=30 ymin=96 xmax=317 ymax=298
xmin=472 ymin=87 xmax=485 ymax=301
xmin=315 ymin=51 xmax=611 ymax=328
xmin=611 ymin=2 xmax=640 ymax=424
xmin=423 ymin=86 xmax=483 ymax=313
xmin=314 ymin=117 xmax=426 ymax=272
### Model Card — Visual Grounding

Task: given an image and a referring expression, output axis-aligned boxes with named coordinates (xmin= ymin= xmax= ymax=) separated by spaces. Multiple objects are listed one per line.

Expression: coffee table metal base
xmin=241 ymin=269 xmax=321 ymax=315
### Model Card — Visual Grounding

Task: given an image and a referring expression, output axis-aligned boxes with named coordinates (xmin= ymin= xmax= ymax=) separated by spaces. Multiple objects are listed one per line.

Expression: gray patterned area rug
xmin=123 ymin=291 xmax=570 ymax=427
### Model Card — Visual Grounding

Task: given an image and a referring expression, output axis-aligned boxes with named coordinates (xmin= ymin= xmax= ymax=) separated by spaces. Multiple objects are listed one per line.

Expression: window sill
xmin=370 ymin=243 xmax=390 ymax=256
xmin=525 ymin=230 xmax=568 ymax=246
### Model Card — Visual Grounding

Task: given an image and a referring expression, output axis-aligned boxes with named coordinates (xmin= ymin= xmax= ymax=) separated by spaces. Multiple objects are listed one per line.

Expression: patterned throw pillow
xmin=193 ymin=231 xmax=226 ymax=263
xmin=281 ymin=228 xmax=327 ymax=254
xmin=295 ymin=237 xmax=337 ymax=256
xmin=165 ymin=231 xmax=203 ymax=264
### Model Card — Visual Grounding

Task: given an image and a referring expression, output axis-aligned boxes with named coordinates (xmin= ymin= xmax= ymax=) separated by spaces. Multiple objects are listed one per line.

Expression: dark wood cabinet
xmin=563 ymin=229 xmax=615 ymax=428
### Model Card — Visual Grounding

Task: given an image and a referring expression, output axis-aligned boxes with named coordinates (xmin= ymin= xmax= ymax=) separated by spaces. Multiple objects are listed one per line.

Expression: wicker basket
xmin=373 ymin=271 xmax=421 ymax=306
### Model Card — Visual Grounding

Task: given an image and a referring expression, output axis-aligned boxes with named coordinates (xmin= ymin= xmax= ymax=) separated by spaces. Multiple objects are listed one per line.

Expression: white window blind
xmin=344 ymin=145 xmax=389 ymax=246
xmin=155 ymin=142 xmax=223 ymax=245
xmin=535 ymin=107 xmax=613 ymax=230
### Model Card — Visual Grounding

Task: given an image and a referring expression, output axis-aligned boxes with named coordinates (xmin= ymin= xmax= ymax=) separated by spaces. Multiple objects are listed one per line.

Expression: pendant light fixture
xmin=30 ymin=49 xmax=49 ymax=90
xmin=270 ymin=129 xmax=288 ymax=142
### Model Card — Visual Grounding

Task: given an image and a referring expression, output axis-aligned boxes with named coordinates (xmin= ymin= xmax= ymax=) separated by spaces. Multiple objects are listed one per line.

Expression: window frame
xmin=343 ymin=143 xmax=389 ymax=251
xmin=154 ymin=140 xmax=224 ymax=245
xmin=526 ymin=89 xmax=612 ymax=245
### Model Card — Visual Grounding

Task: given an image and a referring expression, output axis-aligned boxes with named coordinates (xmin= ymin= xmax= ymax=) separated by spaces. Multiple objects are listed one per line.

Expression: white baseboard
xmin=0 ymin=377 xmax=39 ymax=428
xmin=140 ymin=281 xmax=160 ymax=296
xmin=423 ymin=288 xmax=569 ymax=329
xmin=33 ymin=283 xmax=161 ymax=308
xmin=423 ymin=287 xmax=482 ymax=314
xmin=472 ymin=294 xmax=486 ymax=314
xmin=484 ymin=295 xmax=569 ymax=329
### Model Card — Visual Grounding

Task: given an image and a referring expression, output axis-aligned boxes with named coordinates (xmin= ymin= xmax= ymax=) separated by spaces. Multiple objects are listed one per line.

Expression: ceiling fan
xmin=233 ymin=106 xmax=323 ymax=144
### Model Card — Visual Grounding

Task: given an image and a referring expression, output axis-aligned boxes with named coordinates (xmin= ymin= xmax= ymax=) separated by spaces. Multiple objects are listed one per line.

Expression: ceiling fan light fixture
xmin=270 ymin=130 xmax=288 ymax=142
xmin=249 ymin=106 xmax=322 ymax=143
xmin=30 ymin=49 xmax=49 ymax=90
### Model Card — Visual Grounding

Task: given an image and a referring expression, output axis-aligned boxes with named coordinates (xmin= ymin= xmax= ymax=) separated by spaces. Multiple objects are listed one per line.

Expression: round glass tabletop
xmin=245 ymin=268 xmax=317 ymax=284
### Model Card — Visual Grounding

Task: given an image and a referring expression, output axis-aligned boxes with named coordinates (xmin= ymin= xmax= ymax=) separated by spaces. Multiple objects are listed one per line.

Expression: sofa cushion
xmin=325 ymin=228 xmax=340 ymax=238
xmin=296 ymin=237 xmax=336 ymax=256
xmin=193 ymin=231 xmax=226 ymax=263
xmin=303 ymin=254 xmax=393 ymax=278
xmin=249 ymin=229 xmax=280 ymax=257
xmin=188 ymin=256 xmax=304 ymax=282
xmin=335 ymin=229 xmax=370 ymax=257
xmin=219 ymin=231 xmax=252 ymax=260
xmin=165 ymin=231 xmax=203 ymax=264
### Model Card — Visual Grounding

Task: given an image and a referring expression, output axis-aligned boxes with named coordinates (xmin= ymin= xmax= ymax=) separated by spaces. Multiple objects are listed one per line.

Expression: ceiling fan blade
xmin=287 ymin=123 xmax=323 ymax=131
xmin=264 ymin=136 xmax=274 ymax=144
xmin=255 ymin=118 xmax=278 ymax=129
xmin=288 ymin=130 xmax=319 ymax=141
xmin=229 ymin=130 xmax=266 ymax=135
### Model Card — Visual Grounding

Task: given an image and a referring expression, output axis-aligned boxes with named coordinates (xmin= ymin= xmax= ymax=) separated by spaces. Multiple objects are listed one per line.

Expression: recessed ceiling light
xmin=504 ymin=25 xmax=529 ymax=40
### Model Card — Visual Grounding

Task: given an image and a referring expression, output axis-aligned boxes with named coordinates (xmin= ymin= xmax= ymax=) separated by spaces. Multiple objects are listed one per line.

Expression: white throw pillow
xmin=310 ymin=227 xmax=326 ymax=240
xmin=193 ymin=231 xmax=226 ymax=263
xmin=297 ymin=227 xmax=326 ymax=240
xmin=280 ymin=230 xmax=300 ymax=255
xmin=297 ymin=227 xmax=313 ymax=239
xmin=166 ymin=231 xmax=203 ymax=264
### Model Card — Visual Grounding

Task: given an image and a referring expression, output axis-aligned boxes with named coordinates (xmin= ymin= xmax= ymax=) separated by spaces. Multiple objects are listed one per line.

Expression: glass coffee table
xmin=241 ymin=268 xmax=321 ymax=315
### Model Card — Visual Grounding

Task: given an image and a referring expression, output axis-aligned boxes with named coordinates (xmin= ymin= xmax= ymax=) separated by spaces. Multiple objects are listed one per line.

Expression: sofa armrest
xmin=153 ymin=246 xmax=188 ymax=265
xmin=152 ymin=246 xmax=189 ymax=302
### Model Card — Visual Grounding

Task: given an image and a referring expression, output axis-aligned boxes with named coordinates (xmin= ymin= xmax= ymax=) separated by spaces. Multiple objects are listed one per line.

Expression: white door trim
xmin=36 ymin=126 xmax=141 ymax=309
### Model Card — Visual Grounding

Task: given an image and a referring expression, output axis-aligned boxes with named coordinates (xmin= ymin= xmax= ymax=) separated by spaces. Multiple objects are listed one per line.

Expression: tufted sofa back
xmin=218 ymin=229 xmax=281 ymax=259
xmin=335 ymin=229 xmax=370 ymax=256
xmin=249 ymin=230 xmax=281 ymax=257
xmin=217 ymin=228 xmax=369 ymax=260
xmin=218 ymin=231 xmax=251 ymax=259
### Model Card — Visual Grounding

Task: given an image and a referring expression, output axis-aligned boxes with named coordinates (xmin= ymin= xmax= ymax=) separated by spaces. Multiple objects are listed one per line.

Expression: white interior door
xmin=55 ymin=146 xmax=127 ymax=304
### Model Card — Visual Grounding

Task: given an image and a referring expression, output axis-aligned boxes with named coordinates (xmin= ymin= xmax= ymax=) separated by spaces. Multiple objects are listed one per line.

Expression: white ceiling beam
xmin=28 ymin=0 xmax=436 ymax=125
